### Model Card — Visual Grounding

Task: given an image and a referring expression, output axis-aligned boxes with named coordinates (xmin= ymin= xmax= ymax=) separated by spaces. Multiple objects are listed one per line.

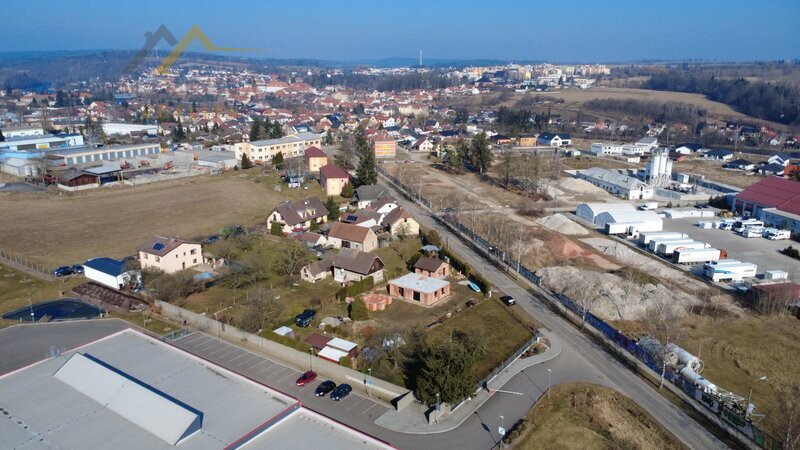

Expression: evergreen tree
xmin=356 ymin=147 xmax=378 ymax=186
xmin=349 ymin=298 xmax=369 ymax=321
xmin=325 ymin=196 xmax=340 ymax=220
xmin=0 ymin=129 xmax=4 ymax=142
xmin=270 ymin=222 xmax=283 ymax=236
xmin=173 ymin=118 xmax=186 ymax=142
xmin=272 ymin=151 xmax=284 ymax=170
xmin=340 ymin=182 xmax=354 ymax=198
xmin=249 ymin=118 xmax=266 ymax=141
xmin=323 ymin=129 xmax=334 ymax=145
xmin=240 ymin=153 xmax=253 ymax=170
xmin=471 ymin=132 xmax=492 ymax=173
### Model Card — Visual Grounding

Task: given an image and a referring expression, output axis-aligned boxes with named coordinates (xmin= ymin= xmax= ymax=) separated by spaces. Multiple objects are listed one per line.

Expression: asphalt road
xmin=379 ymin=176 xmax=729 ymax=450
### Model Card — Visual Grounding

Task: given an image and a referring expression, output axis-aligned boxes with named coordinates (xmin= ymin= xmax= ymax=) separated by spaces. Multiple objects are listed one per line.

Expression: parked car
xmin=295 ymin=309 xmax=316 ymax=327
xmin=71 ymin=265 xmax=84 ymax=274
xmin=53 ymin=266 xmax=73 ymax=277
xmin=315 ymin=380 xmax=336 ymax=396
xmin=330 ymin=383 xmax=352 ymax=401
xmin=296 ymin=370 xmax=317 ymax=386
xmin=500 ymin=295 xmax=515 ymax=306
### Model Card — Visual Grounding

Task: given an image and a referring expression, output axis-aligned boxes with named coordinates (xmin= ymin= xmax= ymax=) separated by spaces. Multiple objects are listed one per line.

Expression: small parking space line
xmin=208 ymin=346 xmax=231 ymax=357
xmin=228 ymin=351 xmax=250 ymax=362
xmin=196 ymin=341 xmax=222 ymax=352
xmin=245 ymin=360 xmax=268 ymax=370
xmin=360 ymin=402 xmax=381 ymax=415
xmin=276 ymin=371 xmax=298 ymax=383
xmin=178 ymin=333 xmax=204 ymax=344
xmin=236 ymin=355 xmax=259 ymax=366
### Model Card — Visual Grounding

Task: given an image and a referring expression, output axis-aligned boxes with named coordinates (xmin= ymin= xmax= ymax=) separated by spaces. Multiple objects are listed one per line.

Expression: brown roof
xmin=383 ymin=206 xmax=413 ymax=225
xmin=298 ymin=231 xmax=325 ymax=244
xmin=272 ymin=197 xmax=328 ymax=226
xmin=137 ymin=235 xmax=200 ymax=257
xmin=305 ymin=333 xmax=332 ymax=350
xmin=333 ymin=249 xmax=384 ymax=275
xmin=414 ymin=256 xmax=446 ymax=273
xmin=304 ymin=258 xmax=334 ymax=276
xmin=320 ymin=164 xmax=349 ymax=180
xmin=305 ymin=146 xmax=327 ymax=158
xmin=328 ymin=222 xmax=372 ymax=243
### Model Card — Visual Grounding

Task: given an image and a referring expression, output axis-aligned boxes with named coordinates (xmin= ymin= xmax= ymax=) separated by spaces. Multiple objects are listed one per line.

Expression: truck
xmin=639 ymin=232 xmax=687 ymax=247
xmin=703 ymin=260 xmax=758 ymax=282
xmin=673 ymin=248 xmax=721 ymax=265
xmin=657 ymin=240 xmax=708 ymax=256
xmin=741 ymin=226 xmax=765 ymax=238
xmin=764 ymin=229 xmax=791 ymax=240
xmin=733 ymin=219 xmax=763 ymax=233
xmin=648 ymin=237 xmax=692 ymax=253
xmin=639 ymin=202 xmax=658 ymax=211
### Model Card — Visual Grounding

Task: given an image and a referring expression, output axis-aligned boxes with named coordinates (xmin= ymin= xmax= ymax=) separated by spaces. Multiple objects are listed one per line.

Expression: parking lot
xmin=661 ymin=216 xmax=799 ymax=278
xmin=171 ymin=332 xmax=391 ymax=430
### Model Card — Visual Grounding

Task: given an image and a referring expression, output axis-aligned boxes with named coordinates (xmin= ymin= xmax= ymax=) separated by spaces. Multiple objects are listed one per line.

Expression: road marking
xmin=208 ymin=346 xmax=231 ymax=357
xmin=244 ymin=359 xmax=268 ymax=370
xmin=179 ymin=333 xmax=204 ymax=344
xmin=361 ymin=402 xmax=381 ymax=415
xmin=229 ymin=351 xmax=251 ymax=363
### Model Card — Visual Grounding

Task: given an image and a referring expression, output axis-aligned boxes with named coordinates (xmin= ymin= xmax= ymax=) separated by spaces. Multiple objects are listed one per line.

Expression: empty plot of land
xmin=0 ymin=173 xmax=317 ymax=265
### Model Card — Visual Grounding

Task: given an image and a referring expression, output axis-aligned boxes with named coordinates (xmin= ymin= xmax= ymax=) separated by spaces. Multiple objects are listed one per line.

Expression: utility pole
xmin=548 ymin=368 xmax=552 ymax=398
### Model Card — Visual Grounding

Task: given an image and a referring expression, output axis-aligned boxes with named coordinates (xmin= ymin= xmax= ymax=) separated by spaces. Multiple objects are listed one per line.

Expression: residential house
xmin=389 ymin=273 xmax=451 ymax=306
xmin=413 ymin=257 xmax=450 ymax=279
xmin=383 ymin=207 xmax=420 ymax=236
xmin=138 ymin=235 xmax=203 ymax=274
xmin=758 ymin=163 xmax=788 ymax=176
xmin=317 ymin=337 xmax=359 ymax=364
xmin=304 ymin=146 xmax=328 ymax=173
xmin=341 ymin=210 xmax=383 ymax=228
xmin=635 ymin=137 xmax=659 ymax=152
xmin=297 ymin=232 xmax=327 ymax=248
xmin=518 ymin=134 xmax=537 ymax=147
xmin=411 ymin=137 xmax=434 ymax=153
xmin=301 ymin=249 xmax=384 ymax=284
xmin=724 ymin=159 xmax=755 ymax=171
xmin=354 ymin=185 xmax=391 ymax=209
xmin=319 ymin=164 xmax=350 ymax=196
xmin=371 ymin=131 xmax=396 ymax=159
xmin=673 ymin=143 xmax=702 ymax=155
xmin=83 ymin=257 xmax=141 ymax=290
xmin=768 ymin=153 xmax=792 ymax=167
xmin=267 ymin=197 xmax=328 ymax=235
xmin=327 ymin=222 xmax=378 ymax=252
xmin=703 ymin=149 xmax=734 ymax=160
xmin=538 ymin=132 xmax=571 ymax=147
xmin=369 ymin=197 xmax=399 ymax=215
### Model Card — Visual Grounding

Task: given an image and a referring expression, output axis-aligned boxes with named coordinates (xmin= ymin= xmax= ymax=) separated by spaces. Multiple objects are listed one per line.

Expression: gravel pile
xmin=535 ymin=266 xmax=695 ymax=322
xmin=535 ymin=213 xmax=588 ymax=235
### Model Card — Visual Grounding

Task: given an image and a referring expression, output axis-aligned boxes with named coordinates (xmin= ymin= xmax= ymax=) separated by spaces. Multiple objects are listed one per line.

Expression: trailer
xmin=703 ymin=260 xmax=758 ymax=282
xmin=639 ymin=202 xmax=658 ymax=211
xmin=648 ymin=237 xmax=693 ymax=253
xmin=673 ymin=248 xmax=721 ymax=265
xmin=741 ymin=227 xmax=765 ymax=238
xmin=638 ymin=231 xmax=687 ymax=247
xmin=698 ymin=221 xmax=714 ymax=229
xmin=657 ymin=240 xmax=708 ymax=256
xmin=764 ymin=229 xmax=791 ymax=240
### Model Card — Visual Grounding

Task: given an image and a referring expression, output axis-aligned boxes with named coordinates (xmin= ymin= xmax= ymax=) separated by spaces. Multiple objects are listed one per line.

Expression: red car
xmin=296 ymin=370 xmax=317 ymax=386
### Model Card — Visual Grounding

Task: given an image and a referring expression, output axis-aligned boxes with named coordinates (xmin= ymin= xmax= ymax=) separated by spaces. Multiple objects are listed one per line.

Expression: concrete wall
xmin=155 ymin=300 xmax=411 ymax=408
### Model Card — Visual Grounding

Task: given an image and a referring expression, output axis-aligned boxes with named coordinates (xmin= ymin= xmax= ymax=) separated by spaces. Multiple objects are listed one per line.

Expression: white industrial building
xmin=82 ymin=257 xmax=141 ymax=289
xmin=576 ymin=202 xmax=663 ymax=234
xmin=0 ymin=125 xmax=44 ymax=139
xmin=102 ymin=123 xmax=159 ymax=136
xmin=576 ymin=167 xmax=655 ymax=200
xmin=0 ymin=157 xmax=40 ymax=176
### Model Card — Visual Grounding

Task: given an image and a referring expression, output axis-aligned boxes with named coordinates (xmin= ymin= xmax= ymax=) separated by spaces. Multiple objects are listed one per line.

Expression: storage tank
xmin=679 ymin=367 xmax=717 ymax=395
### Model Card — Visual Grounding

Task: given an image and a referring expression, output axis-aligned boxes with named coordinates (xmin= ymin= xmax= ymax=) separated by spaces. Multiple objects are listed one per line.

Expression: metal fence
xmin=476 ymin=333 xmax=540 ymax=391
xmin=384 ymin=172 xmax=783 ymax=450
xmin=0 ymin=249 xmax=54 ymax=280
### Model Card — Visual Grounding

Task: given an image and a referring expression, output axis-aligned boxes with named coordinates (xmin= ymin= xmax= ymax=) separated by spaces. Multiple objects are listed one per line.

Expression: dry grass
xmin=0 ymin=171 xmax=323 ymax=265
xmin=513 ymin=383 xmax=685 ymax=450
xmin=0 ymin=264 xmax=84 ymax=328
xmin=672 ymin=158 xmax=766 ymax=188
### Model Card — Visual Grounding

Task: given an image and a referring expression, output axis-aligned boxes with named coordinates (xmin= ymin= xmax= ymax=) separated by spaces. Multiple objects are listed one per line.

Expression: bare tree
xmin=498 ymin=151 xmax=514 ymax=189
xmin=336 ymin=132 xmax=356 ymax=170
xmin=643 ymin=298 xmax=686 ymax=388
xmin=776 ymin=381 xmax=800 ymax=450
xmin=509 ymin=222 xmax=531 ymax=273
xmin=237 ymin=288 xmax=284 ymax=333
xmin=277 ymin=239 xmax=313 ymax=276
xmin=570 ymin=277 xmax=601 ymax=331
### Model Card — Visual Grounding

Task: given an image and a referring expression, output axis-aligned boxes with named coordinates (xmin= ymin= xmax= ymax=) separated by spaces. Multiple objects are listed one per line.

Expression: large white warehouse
xmin=576 ymin=202 xmax=663 ymax=234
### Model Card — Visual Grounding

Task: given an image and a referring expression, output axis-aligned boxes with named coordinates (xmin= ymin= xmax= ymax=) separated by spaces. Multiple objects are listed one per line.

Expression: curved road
xmin=377 ymin=176 xmax=728 ymax=449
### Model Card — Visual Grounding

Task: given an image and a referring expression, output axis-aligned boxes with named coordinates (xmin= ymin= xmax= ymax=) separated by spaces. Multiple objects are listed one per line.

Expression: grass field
xmin=0 ymin=170 xmax=323 ymax=266
xmin=0 ymin=264 xmax=84 ymax=327
xmin=512 ymin=383 xmax=684 ymax=450
xmin=672 ymin=158 xmax=767 ymax=188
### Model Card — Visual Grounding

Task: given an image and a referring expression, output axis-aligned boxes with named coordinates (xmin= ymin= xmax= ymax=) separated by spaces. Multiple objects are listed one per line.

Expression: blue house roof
xmin=83 ymin=257 xmax=128 ymax=276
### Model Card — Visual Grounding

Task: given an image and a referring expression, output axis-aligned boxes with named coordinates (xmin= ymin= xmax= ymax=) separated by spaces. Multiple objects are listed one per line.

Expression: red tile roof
xmin=320 ymin=164 xmax=349 ymax=180
xmin=305 ymin=146 xmax=327 ymax=158
xmin=736 ymin=177 xmax=800 ymax=215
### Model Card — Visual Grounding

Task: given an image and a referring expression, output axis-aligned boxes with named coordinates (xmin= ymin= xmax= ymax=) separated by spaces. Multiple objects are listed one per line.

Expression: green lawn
xmin=0 ymin=264 xmax=85 ymax=328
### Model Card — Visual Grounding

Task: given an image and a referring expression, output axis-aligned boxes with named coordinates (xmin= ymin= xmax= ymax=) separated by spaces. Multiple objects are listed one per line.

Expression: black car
xmin=330 ymin=383 xmax=352 ymax=401
xmin=315 ymin=380 xmax=336 ymax=397
xmin=500 ymin=295 xmax=515 ymax=306
xmin=295 ymin=309 xmax=316 ymax=327
xmin=53 ymin=266 xmax=73 ymax=277
xmin=204 ymin=235 xmax=220 ymax=244
xmin=71 ymin=265 xmax=84 ymax=274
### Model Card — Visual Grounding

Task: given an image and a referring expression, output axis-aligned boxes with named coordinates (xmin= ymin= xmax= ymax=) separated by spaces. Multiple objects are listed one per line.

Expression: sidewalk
xmin=373 ymin=329 xmax=562 ymax=434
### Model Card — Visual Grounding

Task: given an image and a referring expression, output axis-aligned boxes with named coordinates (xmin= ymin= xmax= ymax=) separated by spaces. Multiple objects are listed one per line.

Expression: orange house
xmin=371 ymin=131 xmax=396 ymax=159
xmin=305 ymin=146 xmax=328 ymax=173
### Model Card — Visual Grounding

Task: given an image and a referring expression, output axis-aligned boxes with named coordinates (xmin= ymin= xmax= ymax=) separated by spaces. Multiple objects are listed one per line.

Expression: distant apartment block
xmin=371 ymin=132 xmax=396 ymax=159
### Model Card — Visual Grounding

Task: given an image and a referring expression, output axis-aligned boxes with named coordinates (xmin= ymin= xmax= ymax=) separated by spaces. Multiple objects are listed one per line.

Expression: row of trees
xmin=443 ymin=133 xmax=492 ymax=174
xmin=583 ymin=98 xmax=708 ymax=127
xmin=249 ymin=117 xmax=283 ymax=141
xmin=644 ymin=72 xmax=800 ymax=125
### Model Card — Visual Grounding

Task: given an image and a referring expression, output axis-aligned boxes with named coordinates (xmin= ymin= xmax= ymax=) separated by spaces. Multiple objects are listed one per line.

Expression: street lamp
xmin=547 ymin=368 xmax=552 ymax=398
xmin=309 ymin=347 xmax=314 ymax=372
xmin=499 ymin=415 xmax=505 ymax=449
xmin=435 ymin=393 xmax=440 ymax=423
xmin=367 ymin=368 xmax=372 ymax=397
xmin=747 ymin=375 xmax=768 ymax=409
xmin=29 ymin=299 xmax=34 ymax=323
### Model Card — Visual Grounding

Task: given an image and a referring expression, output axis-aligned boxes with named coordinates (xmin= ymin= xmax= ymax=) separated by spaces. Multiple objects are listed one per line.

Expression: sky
xmin=2 ymin=0 xmax=799 ymax=63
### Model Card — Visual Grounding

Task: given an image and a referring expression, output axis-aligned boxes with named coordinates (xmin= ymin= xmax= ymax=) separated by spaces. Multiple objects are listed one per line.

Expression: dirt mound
xmin=535 ymin=266 xmax=695 ymax=321
xmin=535 ymin=214 xmax=588 ymax=235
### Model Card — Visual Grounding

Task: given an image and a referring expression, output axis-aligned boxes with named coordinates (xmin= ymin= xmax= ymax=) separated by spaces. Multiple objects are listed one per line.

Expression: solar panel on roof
xmin=346 ymin=215 xmax=358 ymax=221
xmin=153 ymin=242 xmax=165 ymax=251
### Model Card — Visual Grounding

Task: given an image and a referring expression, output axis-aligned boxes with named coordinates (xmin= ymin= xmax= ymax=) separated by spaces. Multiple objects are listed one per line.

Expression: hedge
xmin=335 ymin=276 xmax=375 ymax=302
